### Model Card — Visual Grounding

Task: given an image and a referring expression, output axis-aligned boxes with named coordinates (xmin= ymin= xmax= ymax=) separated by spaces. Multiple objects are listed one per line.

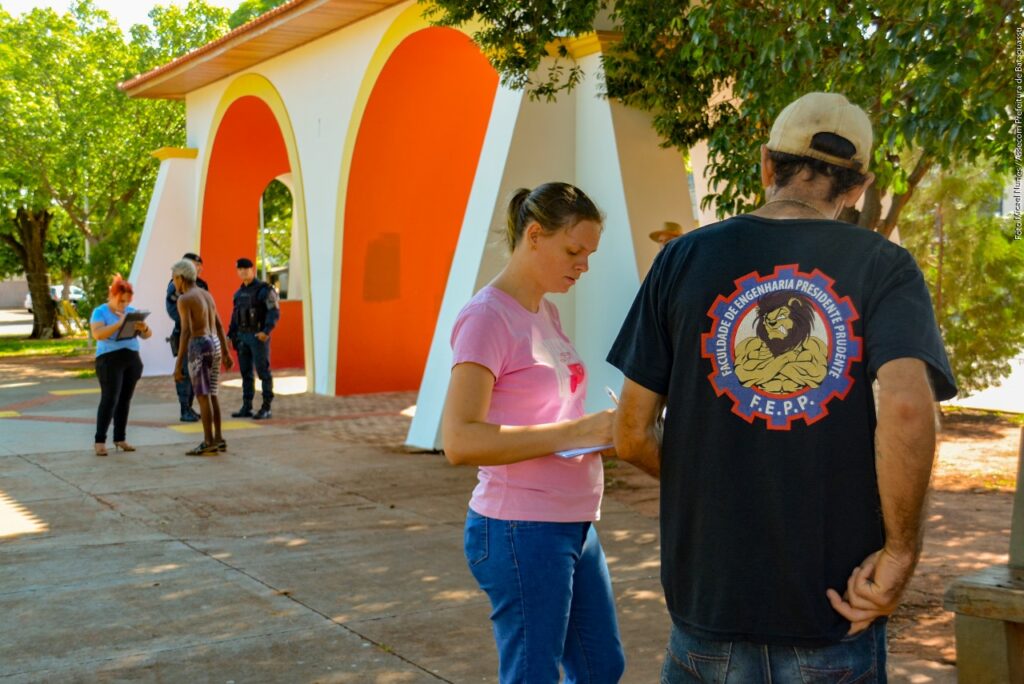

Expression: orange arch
xmin=200 ymin=95 xmax=305 ymax=369
xmin=335 ymin=27 xmax=498 ymax=394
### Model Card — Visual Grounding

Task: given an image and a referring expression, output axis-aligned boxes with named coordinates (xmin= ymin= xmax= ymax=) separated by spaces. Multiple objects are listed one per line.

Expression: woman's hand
xmin=575 ymin=409 xmax=615 ymax=447
xmin=135 ymin=321 xmax=151 ymax=339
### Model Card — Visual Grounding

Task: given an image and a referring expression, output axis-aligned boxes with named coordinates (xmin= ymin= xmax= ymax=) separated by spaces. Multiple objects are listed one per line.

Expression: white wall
xmin=129 ymin=156 xmax=198 ymax=376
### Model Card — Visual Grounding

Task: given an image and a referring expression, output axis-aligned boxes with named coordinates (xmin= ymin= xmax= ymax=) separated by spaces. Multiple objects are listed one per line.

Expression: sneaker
xmin=231 ymin=407 xmax=253 ymax=418
xmin=180 ymin=409 xmax=200 ymax=423
xmin=186 ymin=442 xmax=219 ymax=456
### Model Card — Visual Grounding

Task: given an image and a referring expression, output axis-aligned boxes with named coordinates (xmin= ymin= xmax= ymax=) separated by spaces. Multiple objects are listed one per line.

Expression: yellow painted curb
xmin=169 ymin=421 xmax=264 ymax=434
xmin=0 ymin=411 xmax=21 ymax=418
xmin=49 ymin=389 xmax=100 ymax=396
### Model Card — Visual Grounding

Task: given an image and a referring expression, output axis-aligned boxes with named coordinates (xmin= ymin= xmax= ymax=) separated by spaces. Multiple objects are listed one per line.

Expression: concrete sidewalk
xmin=0 ymin=363 xmax=953 ymax=682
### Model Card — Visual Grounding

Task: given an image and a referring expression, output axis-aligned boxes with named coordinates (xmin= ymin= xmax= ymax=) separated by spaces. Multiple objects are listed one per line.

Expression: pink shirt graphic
xmin=450 ymin=286 xmax=603 ymax=522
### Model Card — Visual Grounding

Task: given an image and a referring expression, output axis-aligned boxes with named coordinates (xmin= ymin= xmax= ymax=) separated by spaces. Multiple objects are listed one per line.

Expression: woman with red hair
xmin=89 ymin=275 xmax=152 ymax=456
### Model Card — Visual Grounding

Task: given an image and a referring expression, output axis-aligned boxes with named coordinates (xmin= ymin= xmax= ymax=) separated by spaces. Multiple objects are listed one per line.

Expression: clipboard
xmin=113 ymin=310 xmax=150 ymax=341
xmin=554 ymin=444 xmax=612 ymax=459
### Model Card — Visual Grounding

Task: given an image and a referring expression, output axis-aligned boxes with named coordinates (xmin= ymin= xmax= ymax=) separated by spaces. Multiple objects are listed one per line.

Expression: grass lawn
xmin=0 ymin=337 xmax=91 ymax=358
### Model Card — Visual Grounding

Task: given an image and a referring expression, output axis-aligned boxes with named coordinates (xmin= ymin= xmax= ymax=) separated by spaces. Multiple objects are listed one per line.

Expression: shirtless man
xmin=171 ymin=259 xmax=233 ymax=455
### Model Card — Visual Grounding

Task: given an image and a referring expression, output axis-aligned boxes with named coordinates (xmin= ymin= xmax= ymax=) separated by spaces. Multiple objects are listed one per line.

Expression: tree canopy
xmin=426 ymin=0 xmax=1020 ymax=234
xmin=228 ymin=0 xmax=289 ymax=29
xmin=0 ymin=0 xmax=230 ymax=336
xmin=900 ymin=164 xmax=1024 ymax=395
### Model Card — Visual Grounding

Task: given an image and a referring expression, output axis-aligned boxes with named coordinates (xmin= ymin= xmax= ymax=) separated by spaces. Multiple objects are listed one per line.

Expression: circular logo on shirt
xmin=700 ymin=264 xmax=862 ymax=430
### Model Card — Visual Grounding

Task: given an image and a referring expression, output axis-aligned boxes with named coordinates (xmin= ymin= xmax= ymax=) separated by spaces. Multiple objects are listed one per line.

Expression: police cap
xmin=236 ymin=257 xmax=254 ymax=268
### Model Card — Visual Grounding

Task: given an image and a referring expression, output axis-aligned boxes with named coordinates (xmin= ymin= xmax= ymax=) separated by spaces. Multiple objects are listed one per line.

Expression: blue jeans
xmin=235 ymin=332 xmax=273 ymax=408
xmin=464 ymin=509 xmax=626 ymax=683
xmin=661 ymin=619 xmax=887 ymax=683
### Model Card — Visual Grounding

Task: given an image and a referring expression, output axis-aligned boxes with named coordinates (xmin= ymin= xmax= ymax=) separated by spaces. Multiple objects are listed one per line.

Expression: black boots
xmin=232 ymin=402 xmax=271 ymax=419
xmin=180 ymin=406 xmax=200 ymax=422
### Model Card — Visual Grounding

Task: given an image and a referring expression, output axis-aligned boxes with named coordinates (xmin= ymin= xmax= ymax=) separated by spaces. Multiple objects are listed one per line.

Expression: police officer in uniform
xmin=228 ymin=257 xmax=279 ymax=420
xmin=166 ymin=252 xmax=208 ymax=422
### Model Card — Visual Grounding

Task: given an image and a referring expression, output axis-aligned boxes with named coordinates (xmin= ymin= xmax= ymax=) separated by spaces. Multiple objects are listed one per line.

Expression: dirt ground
xmin=4 ymin=349 xmax=1020 ymax=669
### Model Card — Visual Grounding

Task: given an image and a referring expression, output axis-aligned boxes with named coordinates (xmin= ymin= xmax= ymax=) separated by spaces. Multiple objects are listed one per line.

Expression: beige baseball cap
xmin=767 ymin=92 xmax=873 ymax=171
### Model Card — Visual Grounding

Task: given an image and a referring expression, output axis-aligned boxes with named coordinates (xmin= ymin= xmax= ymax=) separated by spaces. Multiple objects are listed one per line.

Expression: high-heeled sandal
xmin=94 ymin=443 xmax=108 ymax=457
xmin=114 ymin=441 xmax=136 ymax=452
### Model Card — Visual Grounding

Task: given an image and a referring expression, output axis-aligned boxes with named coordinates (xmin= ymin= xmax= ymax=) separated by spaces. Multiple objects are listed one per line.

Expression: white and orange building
xmin=123 ymin=0 xmax=709 ymax=448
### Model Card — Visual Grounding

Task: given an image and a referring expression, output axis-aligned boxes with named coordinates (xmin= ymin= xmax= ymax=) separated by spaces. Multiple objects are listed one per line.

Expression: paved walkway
xmin=0 ymin=354 xmax=956 ymax=682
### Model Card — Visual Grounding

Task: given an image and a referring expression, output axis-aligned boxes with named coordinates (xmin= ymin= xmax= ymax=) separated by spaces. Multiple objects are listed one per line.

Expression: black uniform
xmin=228 ymin=278 xmax=279 ymax=417
xmin=166 ymin=277 xmax=208 ymax=417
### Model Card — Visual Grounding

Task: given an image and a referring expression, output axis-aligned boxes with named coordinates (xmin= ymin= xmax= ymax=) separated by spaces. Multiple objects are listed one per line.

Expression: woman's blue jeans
xmin=661 ymin=619 xmax=888 ymax=683
xmin=464 ymin=509 xmax=626 ymax=683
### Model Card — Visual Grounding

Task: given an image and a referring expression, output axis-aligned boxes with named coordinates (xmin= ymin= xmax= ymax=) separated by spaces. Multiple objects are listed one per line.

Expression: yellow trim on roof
xmin=546 ymin=31 xmax=620 ymax=59
xmin=151 ymin=147 xmax=199 ymax=161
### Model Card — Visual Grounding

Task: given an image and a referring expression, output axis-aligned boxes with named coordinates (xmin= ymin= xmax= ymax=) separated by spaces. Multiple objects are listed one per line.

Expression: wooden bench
xmin=943 ymin=426 xmax=1024 ymax=683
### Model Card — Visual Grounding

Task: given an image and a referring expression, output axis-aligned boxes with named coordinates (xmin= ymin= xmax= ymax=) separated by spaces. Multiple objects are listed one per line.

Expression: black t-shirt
xmin=607 ymin=215 xmax=956 ymax=645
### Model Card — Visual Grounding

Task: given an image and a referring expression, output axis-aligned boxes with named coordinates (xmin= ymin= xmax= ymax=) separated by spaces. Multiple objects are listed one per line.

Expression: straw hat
xmin=649 ymin=221 xmax=684 ymax=243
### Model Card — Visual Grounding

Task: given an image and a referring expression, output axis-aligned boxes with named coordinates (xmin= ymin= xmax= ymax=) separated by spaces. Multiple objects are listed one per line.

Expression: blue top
xmin=91 ymin=303 xmax=142 ymax=357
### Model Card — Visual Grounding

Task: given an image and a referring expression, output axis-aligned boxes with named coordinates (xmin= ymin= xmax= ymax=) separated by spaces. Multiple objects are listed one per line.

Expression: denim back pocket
xmin=463 ymin=509 xmax=489 ymax=567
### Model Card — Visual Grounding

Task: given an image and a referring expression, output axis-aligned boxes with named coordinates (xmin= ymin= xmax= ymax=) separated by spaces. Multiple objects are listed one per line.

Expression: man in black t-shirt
xmin=608 ymin=92 xmax=956 ymax=681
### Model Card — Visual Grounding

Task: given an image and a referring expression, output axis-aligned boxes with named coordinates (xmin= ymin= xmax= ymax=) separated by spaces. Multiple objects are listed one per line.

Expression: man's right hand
xmin=826 ymin=547 xmax=917 ymax=634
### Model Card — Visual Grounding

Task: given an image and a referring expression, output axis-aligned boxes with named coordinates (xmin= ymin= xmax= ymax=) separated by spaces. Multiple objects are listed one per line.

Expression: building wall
xmin=0 ymin=278 xmax=29 ymax=309
xmin=131 ymin=1 xmax=702 ymax=449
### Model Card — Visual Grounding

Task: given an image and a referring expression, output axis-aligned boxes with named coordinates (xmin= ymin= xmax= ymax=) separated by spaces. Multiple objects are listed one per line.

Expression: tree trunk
xmin=859 ymin=183 xmax=883 ymax=231
xmin=13 ymin=208 xmax=60 ymax=340
xmin=879 ymin=156 xmax=933 ymax=239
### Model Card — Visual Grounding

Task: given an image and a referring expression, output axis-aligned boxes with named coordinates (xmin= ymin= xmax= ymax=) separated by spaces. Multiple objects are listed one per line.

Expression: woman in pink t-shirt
xmin=443 ymin=183 xmax=625 ymax=683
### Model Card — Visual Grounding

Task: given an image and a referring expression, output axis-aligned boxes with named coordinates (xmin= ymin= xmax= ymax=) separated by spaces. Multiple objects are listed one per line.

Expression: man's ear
xmin=842 ymin=171 xmax=876 ymax=208
xmin=761 ymin=145 xmax=775 ymax=190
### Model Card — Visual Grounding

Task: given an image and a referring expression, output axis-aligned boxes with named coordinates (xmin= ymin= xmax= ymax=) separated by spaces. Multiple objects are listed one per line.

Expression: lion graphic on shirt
xmin=734 ymin=291 xmax=828 ymax=394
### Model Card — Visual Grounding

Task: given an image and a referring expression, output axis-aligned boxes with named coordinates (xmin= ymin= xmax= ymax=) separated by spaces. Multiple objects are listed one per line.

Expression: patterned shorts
xmin=188 ymin=336 xmax=221 ymax=396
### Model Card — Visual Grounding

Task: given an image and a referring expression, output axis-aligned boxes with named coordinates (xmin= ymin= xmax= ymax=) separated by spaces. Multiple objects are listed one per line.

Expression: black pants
xmin=235 ymin=332 xmax=273 ymax=408
xmin=94 ymin=349 xmax=143 ymax=443
xmin=171 ymin=327 xmax=195 ymax=410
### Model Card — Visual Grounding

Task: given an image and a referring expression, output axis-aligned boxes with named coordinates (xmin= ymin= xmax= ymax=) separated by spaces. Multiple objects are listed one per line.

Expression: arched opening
xmin=334 ymin=27 xmax=498 ymax=394
xmin=200 ymin=94 xmax=306 ymax=371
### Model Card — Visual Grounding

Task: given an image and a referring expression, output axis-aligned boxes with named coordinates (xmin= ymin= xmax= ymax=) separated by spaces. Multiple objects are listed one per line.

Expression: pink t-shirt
xmin=450 ymin=286 xmax=603 ymax=522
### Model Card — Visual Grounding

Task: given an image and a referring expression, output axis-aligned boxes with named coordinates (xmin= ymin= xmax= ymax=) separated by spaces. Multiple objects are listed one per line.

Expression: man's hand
xmin=256 ymin=332 xmax=268 ymax=342
xmin=173 ymin=365 xmax=184 ymax=383
xmin=223 ymin=353 xmax=234 ymax=371
xmin=826 ymin=547 xmax=916 ymax=634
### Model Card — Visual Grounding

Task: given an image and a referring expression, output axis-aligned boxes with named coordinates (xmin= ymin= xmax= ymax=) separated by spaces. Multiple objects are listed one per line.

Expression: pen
xmin=604 ymin=386 xmax=619 ymax=405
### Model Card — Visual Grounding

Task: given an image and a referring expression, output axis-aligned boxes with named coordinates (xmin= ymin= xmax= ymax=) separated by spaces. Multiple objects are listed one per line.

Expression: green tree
xmin=0 ymin=1 xmax=229 ymax=337
xmin=259 ymin=179 xmax=293 ymax=271
xmin=900 ymin=164 xmax=1024 ymax=395
xmin=228 ymin=0 xmax=289 ymax=29
xmin=426 ymin=0 xmax=1018 ymax=234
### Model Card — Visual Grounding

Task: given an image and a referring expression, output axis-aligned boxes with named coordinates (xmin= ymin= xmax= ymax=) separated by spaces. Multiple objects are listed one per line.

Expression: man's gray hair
xmin=171 ymin=259 xmax=197 ymax=283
